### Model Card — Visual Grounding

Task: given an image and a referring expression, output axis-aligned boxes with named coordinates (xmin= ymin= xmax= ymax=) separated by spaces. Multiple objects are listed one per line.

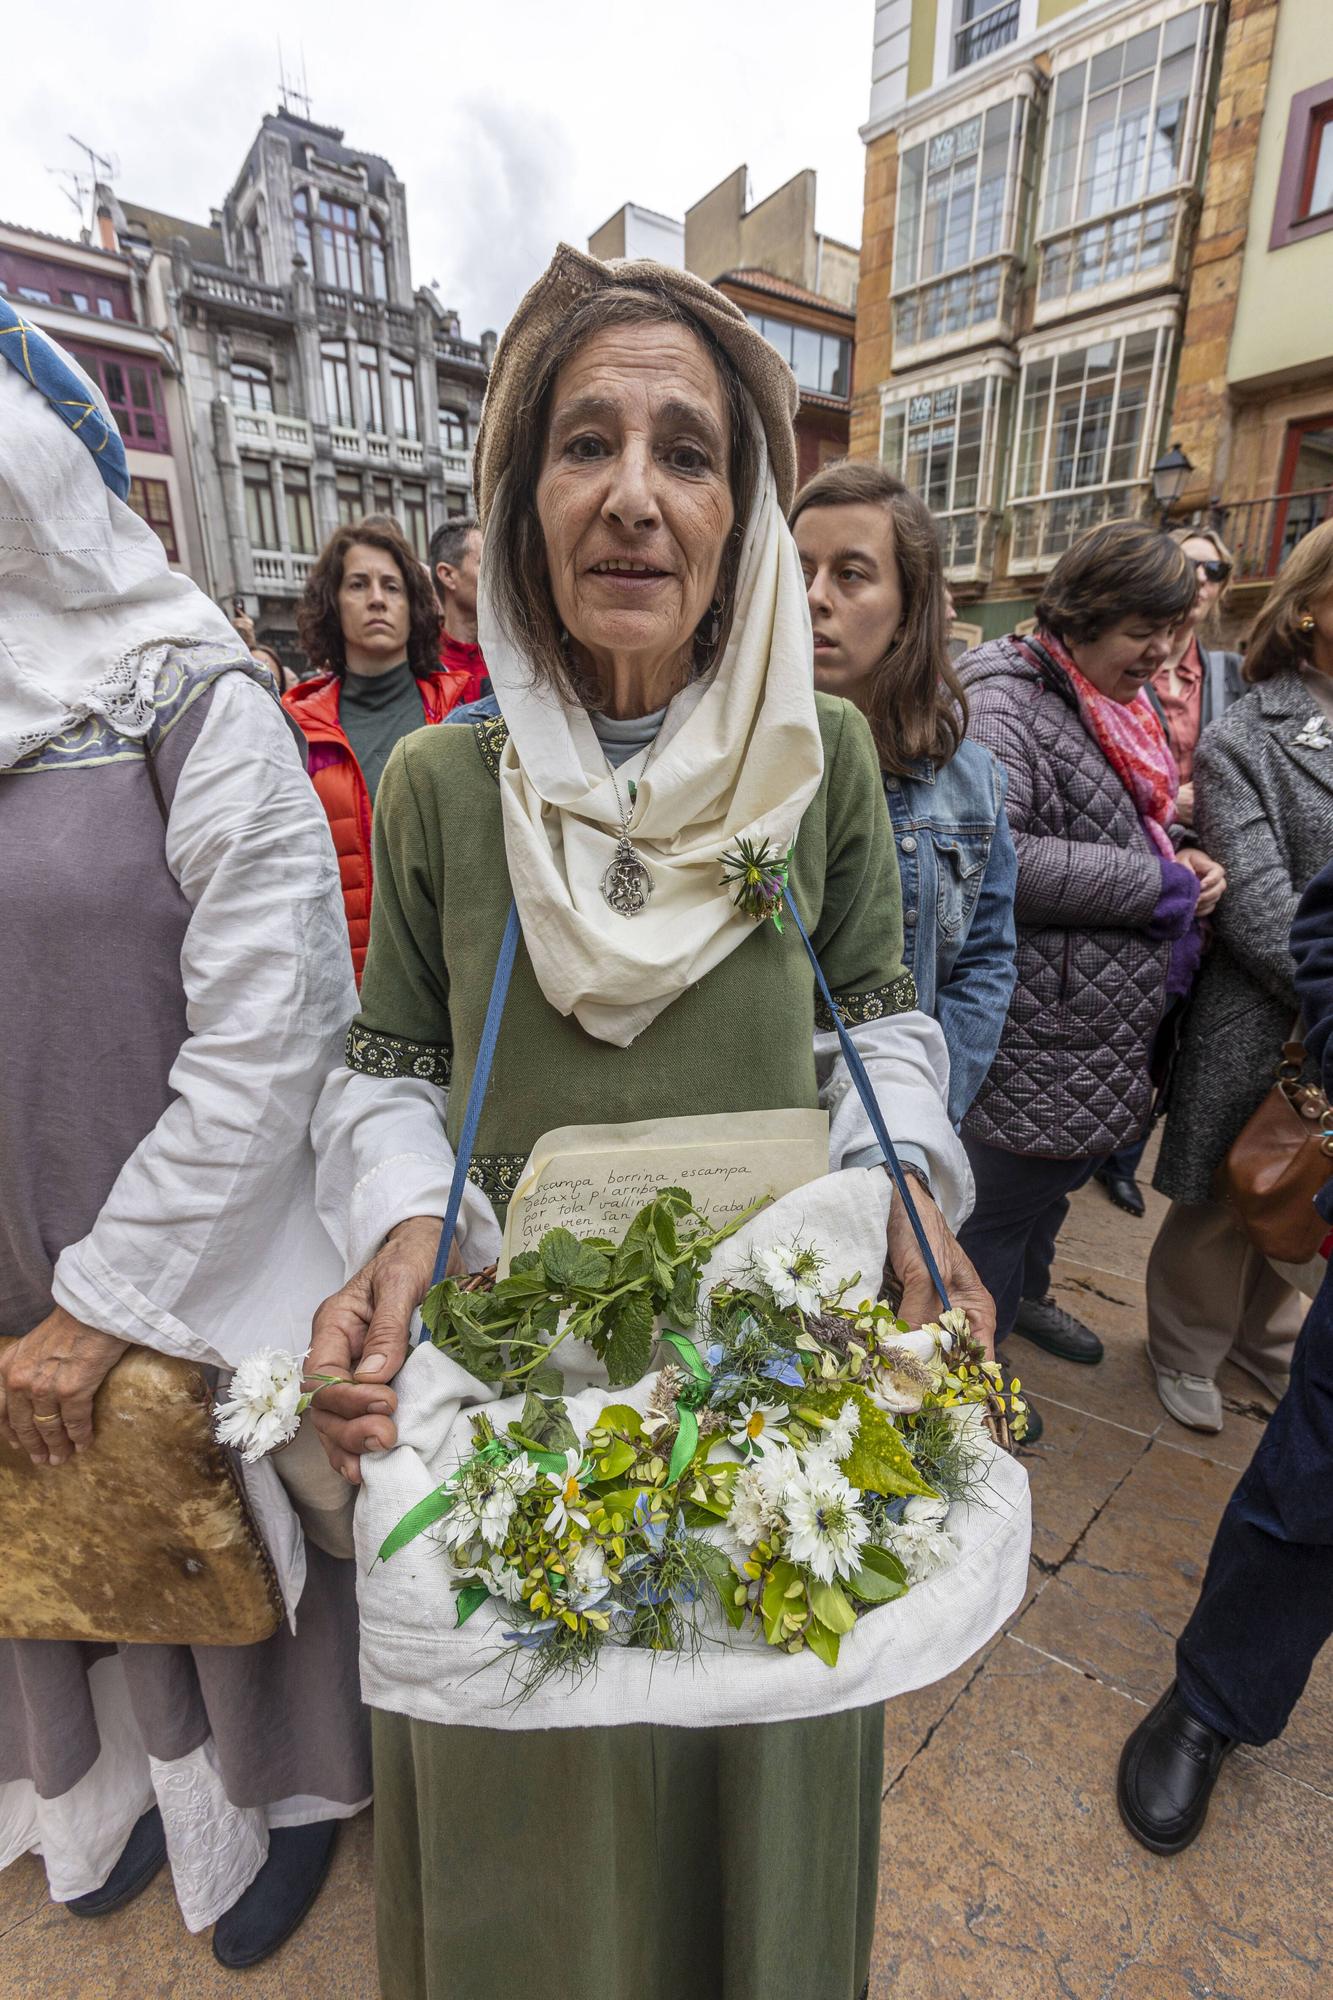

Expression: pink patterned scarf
xmin=1027 ymin=628 xmax=1179 ymax=860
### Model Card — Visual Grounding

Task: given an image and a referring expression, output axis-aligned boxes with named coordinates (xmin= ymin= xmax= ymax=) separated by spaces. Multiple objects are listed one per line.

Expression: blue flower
xmin=633 ymin=1492 xmax=666 ymax=1548
xmin=502 ymin=1617 xmax=559 ymax=1649
xmin=704 ymin=1343 xmax=725 ymax=1368
xmin=761 ymin=1355 xmax=805 ymax=1389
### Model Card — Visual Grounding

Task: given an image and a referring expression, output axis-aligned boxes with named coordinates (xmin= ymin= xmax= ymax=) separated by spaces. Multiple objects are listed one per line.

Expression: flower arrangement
xmin=373 ymin=1196 xmax=1027 ymax=1684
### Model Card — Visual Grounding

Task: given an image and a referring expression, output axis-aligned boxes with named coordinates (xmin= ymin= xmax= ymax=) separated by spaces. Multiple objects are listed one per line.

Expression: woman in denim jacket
xmin=792 ymin=462 xmax=1018 ymax=1131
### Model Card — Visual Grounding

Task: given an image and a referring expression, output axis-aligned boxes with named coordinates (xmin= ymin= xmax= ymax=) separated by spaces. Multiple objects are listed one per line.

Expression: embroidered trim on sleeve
xmin=815 ymin=972 xmax=918 ymax=1033
xmin=345 ymin=1024 xmax=453 ymax=1086
xmin=472 ymin=713 xmax=510 ymax=782
xmin=466 ymin=1153 xmax=527 ymax=1210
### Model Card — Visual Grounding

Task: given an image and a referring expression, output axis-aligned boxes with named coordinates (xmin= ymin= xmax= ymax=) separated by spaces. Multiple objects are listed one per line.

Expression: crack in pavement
xmin=882 ymin=1646 xmax=994 ymax=1798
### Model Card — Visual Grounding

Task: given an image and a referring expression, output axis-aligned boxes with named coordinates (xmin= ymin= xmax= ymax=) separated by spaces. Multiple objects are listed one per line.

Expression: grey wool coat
xmin=1156 ymin=667 xmax=1333 ymax=1205
xmin=956 ymin=636 xmax=1171 ymax=1158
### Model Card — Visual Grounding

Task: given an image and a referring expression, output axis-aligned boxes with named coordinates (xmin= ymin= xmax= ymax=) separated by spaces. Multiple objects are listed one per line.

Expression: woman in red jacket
xmin=286 ymin=517 xmax=469 ymax=980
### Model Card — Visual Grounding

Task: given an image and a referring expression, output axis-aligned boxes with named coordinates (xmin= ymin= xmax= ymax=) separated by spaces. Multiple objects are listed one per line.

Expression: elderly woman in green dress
xmin=307 ymin=246 xmax=993 ymax=2000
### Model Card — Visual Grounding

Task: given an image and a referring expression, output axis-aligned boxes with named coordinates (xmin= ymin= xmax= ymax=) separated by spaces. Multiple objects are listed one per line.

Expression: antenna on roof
xmin=49 ymin=136 xmax=114 ymax=240
xmin=277 ymin=38 xmax=313 ymax=119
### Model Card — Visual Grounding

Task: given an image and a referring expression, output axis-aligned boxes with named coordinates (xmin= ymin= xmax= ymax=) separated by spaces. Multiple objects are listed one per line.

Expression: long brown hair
xmin=296 ymin=516 xmax=441 ymax=678
xmin=1243 ymin=517 xmax=1333 ymax=683
xmin=788 ymin=459 xmax=964 ymax=777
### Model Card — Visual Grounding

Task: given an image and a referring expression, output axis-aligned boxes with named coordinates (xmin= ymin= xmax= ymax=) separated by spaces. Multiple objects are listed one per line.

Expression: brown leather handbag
xmin=1217 ymin=1041 xmax=1333 ymax=1263
xmin=0 ymin=1348 xmax=284 ymax=1646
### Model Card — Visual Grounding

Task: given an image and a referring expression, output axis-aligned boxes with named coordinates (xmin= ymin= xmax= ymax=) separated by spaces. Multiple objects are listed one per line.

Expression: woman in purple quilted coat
xmin=953 ymin=523 xmax=1226 ymax=1407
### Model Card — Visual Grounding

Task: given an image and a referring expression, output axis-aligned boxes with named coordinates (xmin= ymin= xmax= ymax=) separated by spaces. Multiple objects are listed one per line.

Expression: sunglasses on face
xmin=1197 ymin=559 xmax=1231 ymax=583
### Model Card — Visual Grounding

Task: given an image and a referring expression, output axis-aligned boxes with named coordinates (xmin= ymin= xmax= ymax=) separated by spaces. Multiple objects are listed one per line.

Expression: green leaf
xmin=377 ymin=1485 xmax=455 ymax=1563
xmin=570 ymin=1244 xmax=612 ymax=1290
xmin=515 ymin=1389 xmax=577 ymax=1454
xmin=695 ymin=1544 xmax=745 ymax=1628
xmin=762 ymin=1560 xmax=802 ymax=1645
xmin=809 ymin=1579 xmax=857 ymax=1634
xmin=509 ymin=1250 xmax=542 ymax=1275
xmin=802 ymin=1385 xmax=939 ymax=1500
xmin=667 ymin=1406 xmax=699 ymax=1484
xmin=660 ymin=1330 xmax=710 ymax=1386
xmin=858 ymin=1543 xmax=909 ymax=1588
xmin=594 ymin=1439 xmax=639 ymax=1480
xmin=805 ymin=1619 xmax=841 ymax=1668
xmin=602 ymin=1292 xmax=655 ymax=1387
xmin=592 ymin=1403 xmax=645 ymax=1436
xmin=668 ymin=1265 xmax=700 ymax=1328
xmin=539 ymin=1228 xmax=584 ymax=1290
xmin=526 ymin=1359 xmax=566 ymax=1399
xmin=454 ymin=1582 xmax=490 ymax=1627
xmin=845 ymin=1559 xmax=908 ymax=1605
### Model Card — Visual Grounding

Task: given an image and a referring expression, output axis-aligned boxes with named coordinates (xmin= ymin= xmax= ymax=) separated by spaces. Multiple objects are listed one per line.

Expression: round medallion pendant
xmin=602 ymin=838 xmax=654 ymax=917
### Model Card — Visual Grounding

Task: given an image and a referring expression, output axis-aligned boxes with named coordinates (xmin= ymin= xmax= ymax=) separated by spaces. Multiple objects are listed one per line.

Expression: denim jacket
xmin=883 ymin=738 xmax=1018 ymax=1125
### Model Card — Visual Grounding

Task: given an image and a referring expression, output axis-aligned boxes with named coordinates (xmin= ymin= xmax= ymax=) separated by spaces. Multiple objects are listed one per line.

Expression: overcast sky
xmin=10 ymin=0 xmax=877 ymax=337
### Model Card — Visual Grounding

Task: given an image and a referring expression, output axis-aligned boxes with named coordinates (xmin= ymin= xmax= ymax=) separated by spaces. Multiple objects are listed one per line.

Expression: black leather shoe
xmin=212 ymin=1822 xmax=339 ymax=1969
xmin=1095 ymin=1169 xmax=1146 ymax=1218
xmin=67 ymin=1806 xmax=166 ymax=1917
xmin=1012 ymin=1294 xmax=1104 ymax=1364
xmin=1117 ymin=1683 xmax=1236 ymax=1855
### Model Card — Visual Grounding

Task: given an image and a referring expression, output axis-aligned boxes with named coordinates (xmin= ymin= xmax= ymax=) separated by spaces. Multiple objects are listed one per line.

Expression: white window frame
xmin=1007 ymin=303 xmax=1179 ymax=571
xmin=1033 ymin=1 xmax=1218 ymax=322
xmin=935 ymin=0 xmax=1037 ymax=86
xmin=880 ymin=352 xmax=1017 ymax=579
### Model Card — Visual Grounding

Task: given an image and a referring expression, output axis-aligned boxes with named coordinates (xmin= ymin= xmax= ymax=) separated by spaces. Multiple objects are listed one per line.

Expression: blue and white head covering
xmin=0 ymin=296 xmax=241 ymax=768
xmin=0 ymin=297 xmax=130 ymax=498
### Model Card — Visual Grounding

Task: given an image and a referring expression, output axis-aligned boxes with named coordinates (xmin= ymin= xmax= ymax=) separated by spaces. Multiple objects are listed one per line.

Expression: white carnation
xmin=214 ymin=1348 xmax=304 ymax=1463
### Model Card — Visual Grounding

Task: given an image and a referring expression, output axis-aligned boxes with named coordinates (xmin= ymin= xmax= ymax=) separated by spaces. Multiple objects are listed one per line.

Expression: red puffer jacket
xmin=283 ymin=668 xmax=469 ymax=982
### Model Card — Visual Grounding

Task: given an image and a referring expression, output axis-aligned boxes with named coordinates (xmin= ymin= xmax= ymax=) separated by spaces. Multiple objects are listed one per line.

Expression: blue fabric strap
xmin=423 ymin=888 xmax=952 ymax=1328
xmin=783 ymin=887 xmax=953 ymax=1314
xmin=422 ymin=899 xmax=522 ymax=1319
xmin=0 ymin=297 xmax=131 ymax=499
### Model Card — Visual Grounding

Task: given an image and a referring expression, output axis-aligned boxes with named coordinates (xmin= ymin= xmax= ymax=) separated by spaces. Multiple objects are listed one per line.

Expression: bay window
xmin=880 ymin=370 xmax=1011 ymax=575
xmin=893 ymin=98 xmax=1031 ymax=354
xmin=72 ymin=348 xmax=168 ymax=452
xmin=1009 ymin=323 xmax=1173 ymax=567
xmin=1037 ymin=7 xmax=1214 ymax=311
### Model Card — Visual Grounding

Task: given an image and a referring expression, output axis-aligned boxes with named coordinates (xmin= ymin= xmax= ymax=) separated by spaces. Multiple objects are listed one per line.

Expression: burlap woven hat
xmin=473 ymin=244 xmax=800 ymax=524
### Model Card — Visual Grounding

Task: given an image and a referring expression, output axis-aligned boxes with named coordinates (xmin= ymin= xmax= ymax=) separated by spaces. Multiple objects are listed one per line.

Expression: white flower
xmin=543 ymin=1448 xmax=590 ymax=1537
xmin=727 ymin=1396 xmax=789 ymax=1457
xmin=477 ymin=1553 xmax=524 ymax=1604
xmin=214 ymin=1348 xmax=304 ymax=1463
xmin=820 ymin=1398 xmax=861 ymax=1460
xmin=753 ymin=1239 xmax=825 ymax=1316
xmin=728 ymin=1462 xmax=781 ymax=1547
xmin=903 ymin=1493 xmax=950 ymax=1526
xmin=784 ymin=1466 xmax=870 ymax=1584
xmin=569 ymin=1539 xmax=608 ymax=1603
xmin=887 ymin=1326 xmax=940 ymax=1366
xmin=449 ymin=1455 xmax=538 ymax=1550
xmin=872 ymin=1348 xmax=932 ymax=1415
xmin=882 ymin=1512 xmax=957 ymax=1585
xmin=754 ymin=1441 xmax=802 ymax=1511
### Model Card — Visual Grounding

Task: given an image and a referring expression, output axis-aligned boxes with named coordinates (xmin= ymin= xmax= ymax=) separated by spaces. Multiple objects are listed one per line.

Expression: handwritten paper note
xmin=499 ymin=1109 xmax=830 ymax=1273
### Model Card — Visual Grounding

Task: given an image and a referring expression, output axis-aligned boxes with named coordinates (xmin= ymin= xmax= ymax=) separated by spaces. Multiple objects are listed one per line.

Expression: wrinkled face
xmin=1180 ymin=536 xmax=1227 ymax=625
xmin=795 ymin=501 xmax=904 ymax=709
xmin=337 ymin=542 xmax=411 ymax=661
xmin=535 ymin=321 xmax=735 ymax=681
xmin=1070 ymin=615 xmax=1186 ymax=703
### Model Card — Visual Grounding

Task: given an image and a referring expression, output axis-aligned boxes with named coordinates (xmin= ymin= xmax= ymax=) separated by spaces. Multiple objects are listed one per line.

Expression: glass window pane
xmin=880 ymin=404 xmax=905 ymax=472
xmin=1163 ymin=7 xmax=1200 ymax=60
xmin=103 ymin=362 xmax=126 ymax=406
xmin=895 ymin=146 xmax=924 ymax=289
xmin=1310 ymin=120 xmax=1333 ymax=215
xmin=791 ymin=325 xmax=822 ymax=391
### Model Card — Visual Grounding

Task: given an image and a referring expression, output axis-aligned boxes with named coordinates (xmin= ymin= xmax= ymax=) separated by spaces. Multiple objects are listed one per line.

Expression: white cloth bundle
xmin=355 ymin=1171 xmax=1031 ymax=1730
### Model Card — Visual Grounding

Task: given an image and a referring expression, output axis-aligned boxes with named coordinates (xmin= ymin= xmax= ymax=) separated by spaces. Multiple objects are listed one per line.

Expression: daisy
xmin=784 ymin=1466 xmax=870 ymax=1584
xmin=543 ymin=1448 xmax=590 ymax=1537
xmin=753 ymin=1240 xmax=825 ymax=1317
xmin=727 ymin=1396 xmax=789 ymax=1458
xmin=214 ymin=1348 xmax=304 ymax=1463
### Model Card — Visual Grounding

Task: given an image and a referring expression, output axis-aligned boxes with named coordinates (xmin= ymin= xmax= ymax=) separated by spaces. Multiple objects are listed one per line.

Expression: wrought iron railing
xmin=955 ymin=1 xmax=1020 ymax=71
xmin=1216 ymin=490 xmax=1333 ymax=581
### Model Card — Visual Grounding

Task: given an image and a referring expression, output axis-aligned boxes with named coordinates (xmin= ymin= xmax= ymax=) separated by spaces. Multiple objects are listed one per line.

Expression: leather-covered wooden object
xmin=0 ymin=1347 xmax=283 ymax=1645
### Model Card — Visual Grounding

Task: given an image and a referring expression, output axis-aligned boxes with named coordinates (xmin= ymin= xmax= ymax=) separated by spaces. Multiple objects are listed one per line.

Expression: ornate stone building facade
xmin=102 ymin=108 xmax=493 ymax=660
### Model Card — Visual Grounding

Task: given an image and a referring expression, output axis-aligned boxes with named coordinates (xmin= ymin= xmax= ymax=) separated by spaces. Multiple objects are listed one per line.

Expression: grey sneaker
xmin=1152 ymin=1364 xmax=1223 ymax=1433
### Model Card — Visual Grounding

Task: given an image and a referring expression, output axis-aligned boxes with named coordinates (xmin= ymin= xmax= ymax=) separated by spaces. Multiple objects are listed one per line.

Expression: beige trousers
xmin=1147 ymin=1197 xmax=1307 ymax=1397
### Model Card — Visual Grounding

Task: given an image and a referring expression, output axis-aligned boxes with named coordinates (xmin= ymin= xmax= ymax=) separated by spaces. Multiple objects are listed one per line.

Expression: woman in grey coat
xmin=1150 ymin=519 xmax=1333 ymax=1431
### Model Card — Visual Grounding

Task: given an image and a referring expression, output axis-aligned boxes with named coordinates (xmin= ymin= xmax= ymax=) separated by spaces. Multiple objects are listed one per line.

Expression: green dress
xmin=349 ymin=693 xmax=914 ymax=2000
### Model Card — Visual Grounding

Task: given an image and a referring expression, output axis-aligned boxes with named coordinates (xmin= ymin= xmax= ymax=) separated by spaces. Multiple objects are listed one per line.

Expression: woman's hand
xmin=0 ymin=1308 xmax=128 ymax=1465
xmin=886 ymin=1182 xmax=996 ymax=1358
xmin=1179 ymin=844 xmax=1227 ymax=917
xmin=306 ymin=1216 xmax=462 ymax=1484
xmin=1174 ymin=780 xmax=1195 ymax=825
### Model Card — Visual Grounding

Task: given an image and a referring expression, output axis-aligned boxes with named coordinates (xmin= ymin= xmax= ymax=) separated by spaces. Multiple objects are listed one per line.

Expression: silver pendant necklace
xmin=602 ymin=772 xmax=653 ymax=917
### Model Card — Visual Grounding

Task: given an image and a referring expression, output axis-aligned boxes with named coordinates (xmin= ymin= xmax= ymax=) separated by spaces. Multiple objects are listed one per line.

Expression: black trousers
xmin=1176 ymin=1262 xmax=1333 ymax=1743
xmin=958 ymin=1137 xmax=1097 ymax=1343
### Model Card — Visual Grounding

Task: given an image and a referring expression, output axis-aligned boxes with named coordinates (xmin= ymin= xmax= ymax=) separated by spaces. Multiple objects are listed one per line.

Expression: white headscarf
xmin=0 ymin=321 xmax=244 ymax=770
xmin=479 ymin=419 xmax=825 ymax=1048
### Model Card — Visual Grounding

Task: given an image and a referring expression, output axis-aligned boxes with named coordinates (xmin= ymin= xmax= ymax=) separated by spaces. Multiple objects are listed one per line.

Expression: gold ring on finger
xmin=32 ymin=1413 xmax=63 ymax=1425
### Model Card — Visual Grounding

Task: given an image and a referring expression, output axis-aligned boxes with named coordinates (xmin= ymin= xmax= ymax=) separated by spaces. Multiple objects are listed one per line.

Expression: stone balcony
xmin=187 ymin=265 xmax=291 ymax=322
xmin=230 ymin=407 xmax=313 ymax=457
xmin=250 ymin=548 xmax=315 ymax=594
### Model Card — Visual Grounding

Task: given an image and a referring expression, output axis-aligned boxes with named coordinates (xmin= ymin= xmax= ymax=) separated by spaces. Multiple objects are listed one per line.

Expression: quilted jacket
xmin=1155 ymin=668 xmax=1333 ymax=1205
xmin=956 ymin=636 xmax=1171 ymax=1158
xmin=283 ymin=668 xmax=469 ymax=981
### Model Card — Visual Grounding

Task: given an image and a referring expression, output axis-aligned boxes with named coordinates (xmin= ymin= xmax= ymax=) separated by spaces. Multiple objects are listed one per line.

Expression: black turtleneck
xmin=339 ymin=662 xmax=426 ymax=803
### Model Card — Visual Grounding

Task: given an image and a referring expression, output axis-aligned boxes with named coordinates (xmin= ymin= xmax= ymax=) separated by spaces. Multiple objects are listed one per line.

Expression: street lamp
xmin=1151 ymin=443 xmax=1194 ymax=523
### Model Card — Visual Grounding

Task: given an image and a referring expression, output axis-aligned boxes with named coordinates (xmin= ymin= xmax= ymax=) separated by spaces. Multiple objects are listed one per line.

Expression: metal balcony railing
xmin=954 ymin=1 xmax=1020 ymax=71
xmin=1217 ymin=489 xmax=1333 ymax=581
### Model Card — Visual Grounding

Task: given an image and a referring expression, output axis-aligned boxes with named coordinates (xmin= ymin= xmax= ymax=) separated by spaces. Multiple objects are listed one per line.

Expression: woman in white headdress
xmin=0 ymin=305 xmax=370 ymax=1966
xmin=307 ymin=249 xmax=994 ymax=2000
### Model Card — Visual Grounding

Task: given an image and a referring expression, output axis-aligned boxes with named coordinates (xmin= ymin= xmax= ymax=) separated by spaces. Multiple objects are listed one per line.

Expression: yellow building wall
xmin=907 ymin=1 xmax=938 ymax=97
xmin=1229 ymin=0 xmax=1333 ymax=386
xmin=1037 ymin=0 xmax=1091 ymax=22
